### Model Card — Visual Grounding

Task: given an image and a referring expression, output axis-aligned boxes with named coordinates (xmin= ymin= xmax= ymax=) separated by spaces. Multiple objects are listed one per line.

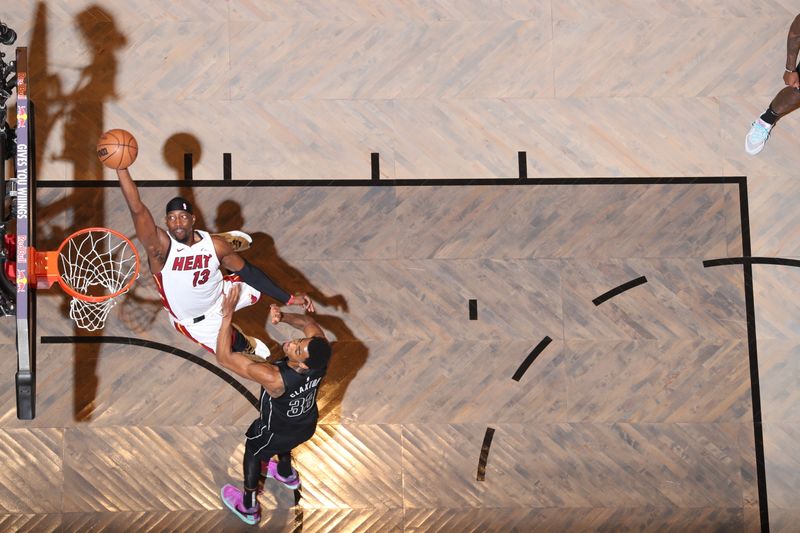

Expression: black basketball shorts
xmin=245 ymin=418 xmax=316 ymax=459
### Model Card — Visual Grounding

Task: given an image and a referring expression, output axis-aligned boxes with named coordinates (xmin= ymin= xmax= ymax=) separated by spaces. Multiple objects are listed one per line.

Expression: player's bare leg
xmin=746 ymin=86 xmax=800 ymax=155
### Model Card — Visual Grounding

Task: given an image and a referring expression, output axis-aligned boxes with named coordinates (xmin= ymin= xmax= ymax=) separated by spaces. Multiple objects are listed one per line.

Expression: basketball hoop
xmin=32 ymin=227 xmax=140 ymax=331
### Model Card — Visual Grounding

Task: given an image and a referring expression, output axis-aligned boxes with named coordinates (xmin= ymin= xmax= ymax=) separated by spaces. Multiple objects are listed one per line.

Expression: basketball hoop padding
xmin=32 ymin=250 xmax=59 ymax=289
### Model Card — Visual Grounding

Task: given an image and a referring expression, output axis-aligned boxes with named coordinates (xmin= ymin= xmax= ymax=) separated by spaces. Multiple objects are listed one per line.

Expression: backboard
xmin=14 ymin=47 xmax=36 ymax=420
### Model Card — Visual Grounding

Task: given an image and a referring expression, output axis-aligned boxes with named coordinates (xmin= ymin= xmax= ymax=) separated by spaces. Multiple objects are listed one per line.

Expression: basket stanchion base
xmin=15 ymin=371 xmax=34 ymax=420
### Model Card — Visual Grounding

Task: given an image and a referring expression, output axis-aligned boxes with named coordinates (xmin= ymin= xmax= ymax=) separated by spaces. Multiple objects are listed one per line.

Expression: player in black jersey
xmin=214 ymin=285 xmax=331 ymax=526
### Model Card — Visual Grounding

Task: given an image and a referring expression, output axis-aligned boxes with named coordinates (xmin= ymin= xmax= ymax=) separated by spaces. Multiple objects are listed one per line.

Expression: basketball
xmin=97 ymin=129 xmax=138 ymax=169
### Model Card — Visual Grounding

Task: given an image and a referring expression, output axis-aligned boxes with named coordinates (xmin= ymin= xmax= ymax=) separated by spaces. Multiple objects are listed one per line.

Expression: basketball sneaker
xmin=232 ymin=324 xmax=270 ymax=359
xmin=213 ymin=230 xmax=252 ymax=252
xmin=220 ymin=484 xmax=261 ymax=525
xmin=745 ymin=119 xmax=773 ymax=155
xmin=265 ymin=458 xmax=301 ymax=490
xmin=250 ymin=337 xmax=270 ymax=359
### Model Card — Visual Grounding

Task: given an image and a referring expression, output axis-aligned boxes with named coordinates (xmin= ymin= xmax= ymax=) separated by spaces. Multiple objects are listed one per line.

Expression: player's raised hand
xmin=270 ymin=304 xmax=283 ymax=325
xmin=297 ymin=292 xmax=315 ymax=313
xmin=221 ymin=285 xmax=240 ymax=317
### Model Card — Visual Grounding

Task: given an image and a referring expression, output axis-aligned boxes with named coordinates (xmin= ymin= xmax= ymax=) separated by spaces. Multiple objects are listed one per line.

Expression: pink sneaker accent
xmin=266 ymin=458 xmax=301 ymax=490
xmin=220 ymin=484 xmax=260 ymax=525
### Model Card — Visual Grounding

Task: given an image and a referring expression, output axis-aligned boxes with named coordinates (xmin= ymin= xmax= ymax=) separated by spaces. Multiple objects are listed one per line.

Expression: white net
xmin=69 ymin=299 xmax=118 ymax=332
xmin=58 ymin=229 xmax=139 ymax=331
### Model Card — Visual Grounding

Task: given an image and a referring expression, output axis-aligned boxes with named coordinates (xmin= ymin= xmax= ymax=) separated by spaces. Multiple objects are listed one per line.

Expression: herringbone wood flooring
xmin=2 ymin=1 xmax=799 ymax=531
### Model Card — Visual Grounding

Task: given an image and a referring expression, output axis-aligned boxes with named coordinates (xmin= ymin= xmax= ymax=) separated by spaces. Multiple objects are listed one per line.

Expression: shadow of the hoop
xmin=116 ymin=279 xmax=163 ymax=334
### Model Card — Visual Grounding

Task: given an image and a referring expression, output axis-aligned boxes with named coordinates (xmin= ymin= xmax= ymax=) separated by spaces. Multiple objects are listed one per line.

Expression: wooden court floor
xmin=2 ymin=1 xmax=800 ymax=532
xmin=0 ymin=182 xmax=760 ymax=531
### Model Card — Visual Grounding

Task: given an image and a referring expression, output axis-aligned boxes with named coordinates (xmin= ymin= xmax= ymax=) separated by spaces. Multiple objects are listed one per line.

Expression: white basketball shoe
xmin=745 ymin=119 xmax=773 ymax=155
xmin=213 ymin=230 xmax=253 ymax=252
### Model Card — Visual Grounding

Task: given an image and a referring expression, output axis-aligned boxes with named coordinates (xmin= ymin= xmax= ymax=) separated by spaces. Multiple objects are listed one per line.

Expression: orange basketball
xmin=97 ymin=129 xmax=138 ymax=169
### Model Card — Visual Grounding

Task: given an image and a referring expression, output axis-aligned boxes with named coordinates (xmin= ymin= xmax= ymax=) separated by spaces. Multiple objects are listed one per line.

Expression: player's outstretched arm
xmin=116 ymin=168 xmax=168 ymax=270
xmin=216 ymin=286 xmax=285 ymax=397
xmin=213 ymin=236 xmax=315 ymax=312
xmin=783 ymin=14 xmax=800 ymax=87
xmin=787 ymin=14 xmax=800 ymax=69
xmin=270 ymin=304 xmax=326 ymax=340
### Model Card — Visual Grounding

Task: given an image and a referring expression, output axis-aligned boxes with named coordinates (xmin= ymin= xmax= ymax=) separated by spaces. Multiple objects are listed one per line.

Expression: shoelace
xmin=750 ymin=123 xmax=770 ymax=142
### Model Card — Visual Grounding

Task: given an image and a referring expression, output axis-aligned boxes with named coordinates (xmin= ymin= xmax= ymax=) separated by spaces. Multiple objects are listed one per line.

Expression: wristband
xmin=786 ymin=67 xmax=796 ymax=73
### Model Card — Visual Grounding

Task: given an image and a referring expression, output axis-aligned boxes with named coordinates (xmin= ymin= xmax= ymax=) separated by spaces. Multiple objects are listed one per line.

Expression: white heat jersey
xmin=154 ymin=230 xmax=223 ymax=322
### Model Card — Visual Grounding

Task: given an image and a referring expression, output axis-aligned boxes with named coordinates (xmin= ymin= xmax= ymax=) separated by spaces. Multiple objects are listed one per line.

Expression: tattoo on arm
xmin=787 ymin=15 xmax=800 ymax=69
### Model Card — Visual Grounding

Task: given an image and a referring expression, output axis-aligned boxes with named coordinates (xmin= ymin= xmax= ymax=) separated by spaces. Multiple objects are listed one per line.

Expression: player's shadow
xmin=215 ymin=200 xmax=348 ymax=312
xmin=312 ymin=313 xmax=368 ymax=423
xmin=211 ymin=201 xmax=362 ymax=422
xmin=28 ymin=3 xmax=126 ymax=422
xmin=204 ymin=199 xmax=347 ymax=353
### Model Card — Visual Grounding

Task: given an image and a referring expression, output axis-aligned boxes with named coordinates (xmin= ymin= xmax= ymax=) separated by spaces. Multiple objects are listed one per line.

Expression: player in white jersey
xmin=115 ymin=166 xmax=314 ymax=357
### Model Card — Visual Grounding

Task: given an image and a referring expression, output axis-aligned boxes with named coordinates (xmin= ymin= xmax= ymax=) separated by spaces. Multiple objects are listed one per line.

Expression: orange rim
xmin=55 ymin=227 xmax=141 ymax=303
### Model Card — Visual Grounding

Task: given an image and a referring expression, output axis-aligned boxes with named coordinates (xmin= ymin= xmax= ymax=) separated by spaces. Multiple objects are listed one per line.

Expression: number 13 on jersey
xmin=192 ymin=268 xmax=210 ymax=286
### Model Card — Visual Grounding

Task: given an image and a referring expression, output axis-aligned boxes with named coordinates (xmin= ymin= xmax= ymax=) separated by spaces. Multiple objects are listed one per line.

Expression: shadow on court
xmin=29 ymin=2 xmax=125 ymax=421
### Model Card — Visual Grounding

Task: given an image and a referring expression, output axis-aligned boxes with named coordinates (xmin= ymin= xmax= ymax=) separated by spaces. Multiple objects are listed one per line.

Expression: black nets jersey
xmin=260 ymin=358 xmax=327 ymax=433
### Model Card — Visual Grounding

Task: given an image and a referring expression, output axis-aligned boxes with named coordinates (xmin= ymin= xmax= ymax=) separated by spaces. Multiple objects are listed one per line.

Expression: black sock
xmin=231 ymin=328 xmax=249 ymax=352
xmin=242 ymin=446 xmax=261 ymax=510
xmin=243 ymin=487 xmax=258 ymax=511
xmin=760 ymin=106 xmax=780 ymax=125
xmin=277 ymin=452 xmax=293 ymax=478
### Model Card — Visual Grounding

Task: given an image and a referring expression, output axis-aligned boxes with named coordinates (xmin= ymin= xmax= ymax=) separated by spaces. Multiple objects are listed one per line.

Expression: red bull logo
xmin=17 ymin=73 xmax=26 ymax=97
xmin=16 ymin=269 xmax=27 ymax=293
xmin=16 ymin=235 xmax=26 ymax=263
xmin=17 ymin=105 xmax=27 ymax=128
